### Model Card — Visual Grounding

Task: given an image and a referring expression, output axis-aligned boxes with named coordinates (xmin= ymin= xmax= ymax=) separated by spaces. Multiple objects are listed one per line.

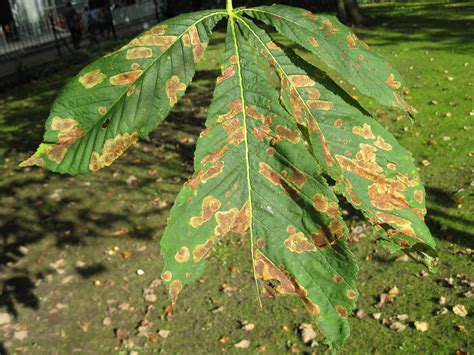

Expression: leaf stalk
xmin=226 ymin=0 xmax=233 ymax=16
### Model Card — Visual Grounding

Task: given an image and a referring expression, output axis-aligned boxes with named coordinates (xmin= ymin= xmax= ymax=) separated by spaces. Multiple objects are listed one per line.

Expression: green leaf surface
xmin=21 ymin=10 xmax=226 ymax=174
xmin=240 ymin=5 xmax=416 ymax=114
xmin=160 ymin=17 xmax=358 ymax=348
xmin=237 ymin=17 xmax=435 ymax=257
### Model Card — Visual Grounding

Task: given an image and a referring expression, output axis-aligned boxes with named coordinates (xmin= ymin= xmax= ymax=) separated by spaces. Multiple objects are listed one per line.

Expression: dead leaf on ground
xmin=299 ymin=323 xmax=317 ymax=344
xmin=234 ymin=339 xmax=250 ymax=349
xmin=242 ymin=323 xmax=255 ymax=332
xmin=453 ymin=304 xmax=468 ymax=317
xmin=158 ymin=329 xmax=170 ymax=339
xmin=414 ymin=321 xmax=429 ymax=332
xmin=115 ymin=327 xmax=130 ymax=340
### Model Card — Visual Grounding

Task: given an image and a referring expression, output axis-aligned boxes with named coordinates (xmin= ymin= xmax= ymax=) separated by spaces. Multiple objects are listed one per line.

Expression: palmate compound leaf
xmin=21 ymin=2 xmax=437 ymax=350
xmin=20 ymin=10 xmax=226 ymax=174
xmin=160 ymin=18 xmax=358 ymax=348
xmin=239 ymin=5 xmax=417 ymax=115
xmin=236 ymin=17 xmax=436 ymax=260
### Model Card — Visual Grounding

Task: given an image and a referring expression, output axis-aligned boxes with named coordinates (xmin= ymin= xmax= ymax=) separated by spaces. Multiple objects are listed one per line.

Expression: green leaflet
xmin=160 ymin=18 xmax=358 ymax=348
xmin=240 ymin=5 xmax=416 ymax=114
xmin=237 ymin=17 xmax=436 ymax=257
xmin=23 ymin=2 xmax=437 ymax=350
xmin=20 ymin=10 xmax=226 ymax=174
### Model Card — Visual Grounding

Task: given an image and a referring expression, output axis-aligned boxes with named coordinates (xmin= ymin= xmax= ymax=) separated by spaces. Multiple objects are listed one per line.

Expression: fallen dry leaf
xmin=453 ymin=304 xmax=468 ymax=317
xmin=234 ymin=339 xmax=250 ymax=349
xmin=372 ymin=312 xmax=382 ymax=320
xmin=112 ymin=227 xmax=129 ymax=237
xmin=242 ymin=323 xmax=255 ymax=332
xmin=389 ymin=321 xmax=406 ymax=332
xmin=414 ymin=321 xmax=429 ymax=332
xmin=219 ymin=336 xmax=230 ymax=344
xmin=115 ymin=327 xmax=130 ymax=340
xmin=299 ymin=323 xmax=317 ymax=344
xmin=14 ymin=330 xmax=28 ymax=340
xmin=79 ymin=321 xmax=90 ymax=333
xmin=396 ymin=314 xmax=409 ymax=321
xmin=355 ymin=309 xmax=367 ymax=319
xmin=158 ymin=329 xmax=171 ymax=339
xmin=0 ymin=313 xmax=11 ymax=325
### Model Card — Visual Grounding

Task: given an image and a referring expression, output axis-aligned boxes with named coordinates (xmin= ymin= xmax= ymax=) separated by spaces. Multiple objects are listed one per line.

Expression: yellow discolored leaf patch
xmin=126 ymin=47 xmax=153 ymax=60
xmin=175 ymin=247 xmax=190 ymax=263
xmin=79 ymin=69 xmax=107 ymax=89
xmin=385 ymin=74 xmax=401 ymax=89
xmin=352 ymin=123 xmax=375 ymax=140
xmin=109 ymin=70 xmax=143 ymax=86
xmin=190 ymin=196 xmax=221 ymax=228
xmin=284 ymin=232 xmax=316 ymax=253
xmin=193 ymin=236 xmax=217 ymax=262
xmin=374 ymin=136 xmax=392 ymax=151
xmin=89 ymin=132 xmax=139 ymax=171
xmin=166 ymin=75 xmax=187 ymax=106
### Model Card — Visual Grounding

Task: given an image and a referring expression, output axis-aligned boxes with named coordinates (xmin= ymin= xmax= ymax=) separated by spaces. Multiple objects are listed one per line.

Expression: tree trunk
xmin=337 ymin=0 xmax=369 ymax=27
xmin=336 ymin=0 xmax=348 ymax=24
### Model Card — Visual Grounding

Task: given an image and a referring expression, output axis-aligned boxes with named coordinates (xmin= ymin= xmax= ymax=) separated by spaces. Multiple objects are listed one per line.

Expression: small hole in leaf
xmin=101 ymin=119 xmax=110 ymax=128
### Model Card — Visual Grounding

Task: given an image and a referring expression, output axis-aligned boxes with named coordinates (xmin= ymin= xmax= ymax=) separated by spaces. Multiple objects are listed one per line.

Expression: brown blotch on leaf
xmin=98 ymin=106 xmax=107 ymax=115
xmin=79 ymin=69 xmax=107 ymax=89
xmin=346 ymin=34 xmax=357 ymax=49
xmin=130 ymin=34 xmax=176 ymax=47
xmin=288 ymin=167 xmax=307 ymax=188
xmin=193 ymin=236 xmax=217 ymax=262
xmin=307 ymin=36 xmax=319 ymax=47
xmin=175 ymin=246 xmax=190 ymax=263
xmin=46 ymin=117 xmax=83 ymax=163
xmin=109 ymin=70 xmax=143 ymax=86
xmin=201 ymin=146 xmax=229 ymax=167
xmin=256 ymin=238 xmax=266 ymax=249
xmin=126 ymin=47 xmax=153 ymax=60
xmin=307 ymin=100 xmax=334 ymax=111
xmin=347 ymin=289 xmax=357 ymax=300
xmin=276 ymin=125 xmax=301 ymax=144
xmin=352 ymin=123 xmax=375 ymax=140
xmin=313 ymin=193 xmax=328 ymax=213
xmin=254 ymin=249 xmax=296 ymax=294
xmin=311 ymin=228 xmax=334 ymax=249
xmin=288 ymin=75 xmax=315 ymax=88
xmin=217 ymin=66 xmax=235 ymax=84
xmin=161 ymin=271 xmax=172 ymax=282
xmin=385 ymin=74 xmax=401 ymax=89
xmin=333 ymin=274 xmax=343 ymax=283
xmin=413 ymin=190 xmax=424 ymax=204
xmin=302 ymin=11 xmax=317 ymax=20
xmin=334 ymin=119 xmax=343 ymax=128
xmin=89 ymin=132 xmax=139 ymax=171
xmin=165 ymin=75 xmax=187 ymax=106
xmin=169 ymin=280 xmax=183 ymax=307
xmin=284 ymin=232 xmax=316 ymax=253
xmin=266 ymin=41 xmax=283 ymax=51
xmin=336 ymin=305 xmax=348 ymax=317
xmin=201 ymin=161 xmax=225 ymax=184
xmin=189 ymin=25 xmax=206 ymax=63
xmin=368 ymin=182 xmax=409 ymax=211
xmin=321 ymin=20 xmax=338 ymax=35
xmin=19 ymin=154 xmax=44 ymax=168
xmin=214 ymin=202 xmax=250 ymax=236
xmin=374 ymin=136 xmax=392 ymax=151
xmin=190 ymin=196 xmax=221 ymax=228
